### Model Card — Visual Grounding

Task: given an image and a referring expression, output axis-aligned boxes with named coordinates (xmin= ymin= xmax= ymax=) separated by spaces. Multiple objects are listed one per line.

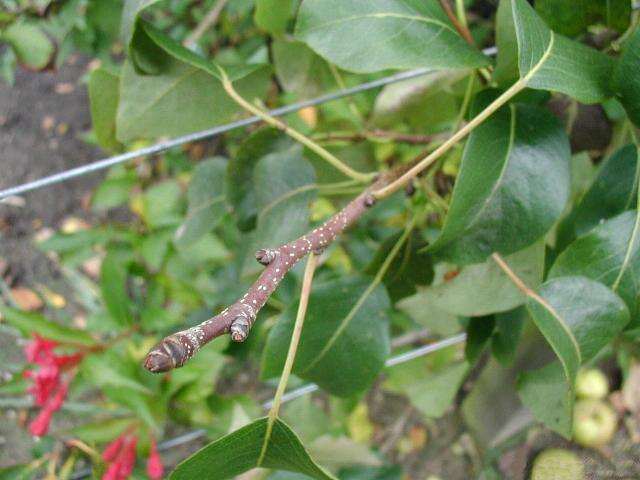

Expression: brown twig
xmin=183 ymin=0 xmax=228 ymax=48
xmin=144 ymin=163 xmax=414 ymax=373
xmin=438 ymin=0 xmax=475 ymax=46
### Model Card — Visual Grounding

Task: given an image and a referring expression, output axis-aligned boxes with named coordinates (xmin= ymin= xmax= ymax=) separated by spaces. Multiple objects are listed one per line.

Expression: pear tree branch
xmin=144 ymin=72 xmax=531 ymax=373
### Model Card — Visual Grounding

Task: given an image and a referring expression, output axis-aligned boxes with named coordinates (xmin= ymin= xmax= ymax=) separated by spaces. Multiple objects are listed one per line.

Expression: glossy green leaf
xmin=255 ymin=0 xmax=294 ymax=34
xmin=551 ymin=210 xmax=640 ymax=324
xmin=421 ymin=241 xmax=544 ymax=316
xmin=175 ymin=157 xmax=228 ymax=247
xmin=170 ymin=417 xmax=335 ymax=480
xmin=556 ymin=145 xmax=638 ymax=248
xmin=116 ymin=21 xmax=270 ymax=142
xmin=0 ymin=307 xmax=95 ymax=346
xmin=227 ymin=129 xmax=293 ymax=231
xmin=507 ymin=0 xmax=615 ymax=103
xmin=613 ymin=29 xmax=640 ymax=128
xmin=262 ymin=276 xmax=391 ymax=397
xmin=253 ymin=145 xmax=317 ymax=250
xmin=535 ymin=0 xmax=631 ymax=37
xmin=517 ymin=361 xmax=573 ymax=437
xmin=365 ymin=230 xmax=433 ymax=303
xmin=88 ymin=67 xmax=123 ymax=152
xmin=493 ymin=0 xmax=519 ymax=85
xmin=526 ymin=276 xmax=629 ymax=386
xmin=429 ymin=102 xmax=570 ymax=264
xmin=294 ymin=0 xmax=489 ymax=73
xmin=1 ymin=21 xmax=54 ymax=70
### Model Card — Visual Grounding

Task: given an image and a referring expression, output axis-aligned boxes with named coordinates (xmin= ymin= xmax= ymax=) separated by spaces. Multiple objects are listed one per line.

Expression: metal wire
xmin=0 ymin=47 xmax=497 ymax=201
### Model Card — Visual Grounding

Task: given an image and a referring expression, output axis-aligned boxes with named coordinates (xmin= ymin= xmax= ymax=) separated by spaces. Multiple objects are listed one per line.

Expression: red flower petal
xmin=103 ymin=434 xmax=125 ymax=462
xmin=146 ymin=439 xmax=164 ymax=480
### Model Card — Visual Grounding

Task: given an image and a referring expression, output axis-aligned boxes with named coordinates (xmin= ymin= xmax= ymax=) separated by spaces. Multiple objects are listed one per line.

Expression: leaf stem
xmin=439 ymin=0 xmax=474 ymax=46
xmin=220 ymin=73 xmax=374 ymax=183
xmin=373 ymin=77 xmax=528 ymax=199
xmin=257 ymin=253 xmax=318 ymax=466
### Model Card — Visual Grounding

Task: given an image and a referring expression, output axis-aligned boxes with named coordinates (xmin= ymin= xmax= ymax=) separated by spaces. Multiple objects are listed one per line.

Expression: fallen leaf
xmin=298 ymin=106 xmax=318 ymax=128
xmin=61 ymin=217 xmax=89 ymax=233
xmin=55 ymin=82 xmax=75 ymax=94
xmin=11 ymin=287 xmax=43 ymax=311
xmin=82 ymin=256 xmax=102 ymax=279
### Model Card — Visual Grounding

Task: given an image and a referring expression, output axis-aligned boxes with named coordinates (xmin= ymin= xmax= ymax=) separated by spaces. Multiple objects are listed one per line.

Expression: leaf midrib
xmin=301 ymin=12 xmax=455 ymax=36
xmin=299 ymin=281 xmax=378 ymax=374
xmin=258 ymin=184 xmax=317 ymax=222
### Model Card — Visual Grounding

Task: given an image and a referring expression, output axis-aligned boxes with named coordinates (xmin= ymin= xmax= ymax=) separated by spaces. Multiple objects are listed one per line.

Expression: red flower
xmin=146 ymin=438 xmax=164 ymax=480
xmin=28 ymin=379 xmax=69 ymax=436
xmin=118 ymin=436 xmax=138 ymax=480
xmin=24 ymin=335 xmax=57 ymax=365
xmin=23 ymin=335 xmax=83 ymax=437
xmin=102 ymin=435 xmax=126 ymax=462
xmin=101 ymin=433 xmax=139 ymax=480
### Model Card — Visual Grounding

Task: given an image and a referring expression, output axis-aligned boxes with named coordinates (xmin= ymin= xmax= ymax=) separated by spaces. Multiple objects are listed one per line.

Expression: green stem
xmin=220 ymin=73 xmax=373 ymax=183
xmin=453 ymin=73 xmax=475 ymax=132
xmin=327 ymin=62 xmax=363 ymax=122
xmin=455 ymin=0 xmax=468 ymax=28
xmin=373 ymin=77 xmax=529 ymax=199
xmin=257 ymin=253 xmax=319 ymax=466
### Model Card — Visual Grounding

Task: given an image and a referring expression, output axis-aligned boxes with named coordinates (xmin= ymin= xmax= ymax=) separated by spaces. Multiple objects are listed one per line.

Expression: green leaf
xmin=517 ymin=361 xmax=573 ymax=437
xmin=92 ymin=176 xmax=135 ymax=211
xmin=81 ymin=350 xmax=152 ymax=395
xmin=535 ymin=0 xmax=631 ymax=37
xmin=262 ymin=275 xmax=391 ymax=397
xmin=66 ymin=417 xmax=134 ymax=444
xmin=252 ymin=145 xmax=317 ymax=250
xmin=174 ymin=157 xmax=228 ymax=247
xmin=365 ymin=230 xmax=433 ymax=303
xmin=227 ymin=129 xmax=293 ymax=231
xmin=0 ymin=307 xmax=95 ymax=346
xmin=120 ymin=0 xmax=162 ymax=50
xmin=429 ymin=102 xmax=570 ymax=265
xmin=491 ymin=307 xmax=527 ymax=366
xmin=613 ymin=29 xmax=640 ymax=128
xmin=550 ymin=210 xmax=640 ymax=324
xmin=294 ymin=0 xmax=489 ymax=73
xmin=385 ymin=360 xmax=468 ymax=418
xmin=100 ymin=249 xmax=132 ymax=326
xmin=465 ymin=316 xmax=495 ymax=364
xmin=1 ymin=21 xmax=54 ymax=70
xmin=526 ymin=276 xmax=629 ymax=386
xmin=372 ymin=69 xmax=471 ymax=131
xmin=88 ymin=67 xmax=123 ymax=152
xmin=507 ymin=0 xmax=615 ymax=103
xmin=255 ymin=0 xmax=294 ymax=35
xmin=272 ymin=39 xmax=334 ymax=98
xmin=556 ymin=145 xmax=638 ymax=248
xmin=141 ymin=180 xmax=183 ymax=228
xmin=116 ymin=21 xmax=270 ymax=142
xmin=170 ymin=418 xmax=335 ymax=480
xmin=420 ymin=241 xmax=544 ymax=316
